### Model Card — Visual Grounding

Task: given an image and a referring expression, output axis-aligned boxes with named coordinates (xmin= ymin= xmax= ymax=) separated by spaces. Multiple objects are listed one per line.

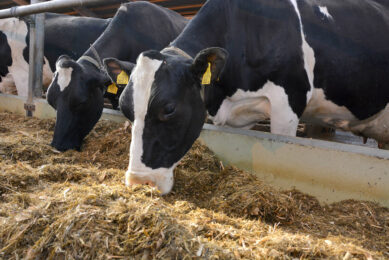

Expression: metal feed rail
xmin=0 ymin=93 xmax=388 ymax=207
xmin=0 ymin=0 xmax=107 ymax=19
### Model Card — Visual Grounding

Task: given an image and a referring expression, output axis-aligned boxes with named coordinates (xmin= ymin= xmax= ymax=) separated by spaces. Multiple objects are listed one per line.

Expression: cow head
xmin=47 ymin=55 xmax=111 ymax=151
xmin=119 ymin=47 xmax=228 ymax=194
xmin=103 ymin=57 xmax=135 ymax=110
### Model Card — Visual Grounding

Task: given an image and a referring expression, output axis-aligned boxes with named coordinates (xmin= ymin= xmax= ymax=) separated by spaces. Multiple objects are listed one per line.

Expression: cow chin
xmin=51 ymin=139 xmax=82 ymax=152
xmin=125 ymin=166 xmax=175 ymax=195
xmin=51 ymin=126 xmax=84 ymax=152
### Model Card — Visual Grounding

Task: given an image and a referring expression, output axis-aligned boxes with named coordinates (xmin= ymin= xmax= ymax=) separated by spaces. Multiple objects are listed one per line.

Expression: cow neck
xmin=82 ymin=13 xmax=141 ymax=66
xmin=170 ymin=0 xmax=229 ymax=58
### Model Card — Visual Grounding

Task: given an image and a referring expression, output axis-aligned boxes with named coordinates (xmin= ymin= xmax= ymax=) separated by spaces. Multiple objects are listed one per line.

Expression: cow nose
xmin=128 ymin=174 xmax=156 ymax=187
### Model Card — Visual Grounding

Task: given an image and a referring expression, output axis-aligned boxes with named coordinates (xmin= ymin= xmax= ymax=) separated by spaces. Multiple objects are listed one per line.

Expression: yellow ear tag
xmin=201 ymin=62 xmax=212 ymax=85
xmin=107 ymin=83 xmax=118 ymax=94
xmin=116 ymin=70 xmax=129 ymax=85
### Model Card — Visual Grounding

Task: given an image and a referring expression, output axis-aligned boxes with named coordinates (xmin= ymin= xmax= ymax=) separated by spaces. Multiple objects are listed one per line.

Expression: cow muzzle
xmin=125 ymin=169 xmax=174 ymax=195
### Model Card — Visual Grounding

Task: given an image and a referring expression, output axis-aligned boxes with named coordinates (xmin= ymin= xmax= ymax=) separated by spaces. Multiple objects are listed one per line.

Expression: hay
xmin=0 ymin=112 xmax=388 ymax=259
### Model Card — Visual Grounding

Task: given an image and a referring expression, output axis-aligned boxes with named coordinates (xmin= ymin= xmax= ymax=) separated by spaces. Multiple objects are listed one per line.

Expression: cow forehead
xmin=150 ymin=55 xmax=193 ymax=89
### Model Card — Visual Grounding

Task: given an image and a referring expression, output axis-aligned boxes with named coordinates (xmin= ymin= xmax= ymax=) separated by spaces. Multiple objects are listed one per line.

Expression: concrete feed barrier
xmin=199 ymin=125 xmax=389 ymax=207
xmin=1 ymin=93 xmax=388 ymax=207
xmin=0 ymin=93 xmax=126 ymax=123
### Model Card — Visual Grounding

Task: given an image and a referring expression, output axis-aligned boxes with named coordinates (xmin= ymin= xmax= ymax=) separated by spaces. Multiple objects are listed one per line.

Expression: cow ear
xmin=56 ymin=55 xmax=79 ymax=70
xmin=103 ymin=58 xmax=135 ymax=85
xmin=191 ymin=47 xmax=228 ymax=85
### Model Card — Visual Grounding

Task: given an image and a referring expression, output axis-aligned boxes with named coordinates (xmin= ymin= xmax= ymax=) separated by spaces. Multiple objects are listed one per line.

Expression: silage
xmin=0 ymin=112 xmax=388 ymax=259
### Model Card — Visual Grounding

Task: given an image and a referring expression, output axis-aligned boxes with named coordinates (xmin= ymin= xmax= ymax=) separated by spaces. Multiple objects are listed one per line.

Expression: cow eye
xmin=159 ymin=103 xmax=176 ymax=121
xmin=164 ymin=103 xmax=176 ymax=115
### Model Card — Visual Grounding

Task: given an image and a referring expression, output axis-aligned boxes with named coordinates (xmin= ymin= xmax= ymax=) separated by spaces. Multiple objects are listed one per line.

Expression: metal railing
xmin=0 ymin=0 xmax=108 ymax=19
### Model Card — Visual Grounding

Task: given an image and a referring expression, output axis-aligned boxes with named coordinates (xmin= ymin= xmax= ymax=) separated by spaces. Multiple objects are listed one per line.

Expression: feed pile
xmin=0 ymin=112 xmax=388 ymax=259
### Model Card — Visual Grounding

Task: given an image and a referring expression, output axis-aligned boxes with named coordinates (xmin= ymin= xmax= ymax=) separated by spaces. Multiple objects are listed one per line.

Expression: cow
xmin=118 ymin=0 xmax=389 ymax=194
xmin=0 ymin=13 xmax=110 ymax=96
xmin=46 ymin=1 xmax=187 ymax=152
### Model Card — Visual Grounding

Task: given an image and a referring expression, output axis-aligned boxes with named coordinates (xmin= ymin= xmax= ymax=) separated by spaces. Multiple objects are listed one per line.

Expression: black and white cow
xmin=0 ymin=13 xmax=110 ymax=96
xmin=46 ymin=1 xmax=187 ymax=151
xmin=119 ymin=0 xmax=389 ymax=194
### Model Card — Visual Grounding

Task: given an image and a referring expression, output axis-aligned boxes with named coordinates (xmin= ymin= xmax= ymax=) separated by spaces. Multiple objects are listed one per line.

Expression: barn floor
xmin=0 ymin=112 xmax=388 ymax=259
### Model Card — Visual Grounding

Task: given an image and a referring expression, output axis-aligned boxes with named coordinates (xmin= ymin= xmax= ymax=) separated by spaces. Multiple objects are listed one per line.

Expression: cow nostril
xmin=142 ymin=180 xmax=155 ymax=187
xmin=129 ymin=174 xmax=155 ymax=187
xmin=144 ymin=181 xmax=156 ymax=187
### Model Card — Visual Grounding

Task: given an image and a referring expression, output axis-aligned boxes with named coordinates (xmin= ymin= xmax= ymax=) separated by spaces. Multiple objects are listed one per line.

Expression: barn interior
xmin=0 ymin=1 xmax=388 ymax=259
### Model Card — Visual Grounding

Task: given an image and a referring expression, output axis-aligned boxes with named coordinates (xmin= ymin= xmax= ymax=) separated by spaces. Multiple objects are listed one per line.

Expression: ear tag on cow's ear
xmin=117 ymin=70 xmax=129 ymax=85
xmin=107 ymin=83 xmax=118 ymax=94
xmin=201 ymin=62 xmax=212 ymax=85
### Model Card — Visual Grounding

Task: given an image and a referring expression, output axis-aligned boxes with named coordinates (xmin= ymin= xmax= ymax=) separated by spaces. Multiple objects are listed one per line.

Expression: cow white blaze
xmin=289 ymin=0 xmax=316 ymax=104
xmin=56 ymin=63 xmax=73 ymax=92
xmin=126 ymin=54 xmax=176 ymax=195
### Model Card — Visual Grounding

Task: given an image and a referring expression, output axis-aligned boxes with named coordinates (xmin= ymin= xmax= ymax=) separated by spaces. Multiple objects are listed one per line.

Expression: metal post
xmin=34 ymin=4 xmax=45 ymax=98
xmin=25 ymin=0 xmax=45 ymax=117
xmin=25 ymin=14 xmax=36 ymax=117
